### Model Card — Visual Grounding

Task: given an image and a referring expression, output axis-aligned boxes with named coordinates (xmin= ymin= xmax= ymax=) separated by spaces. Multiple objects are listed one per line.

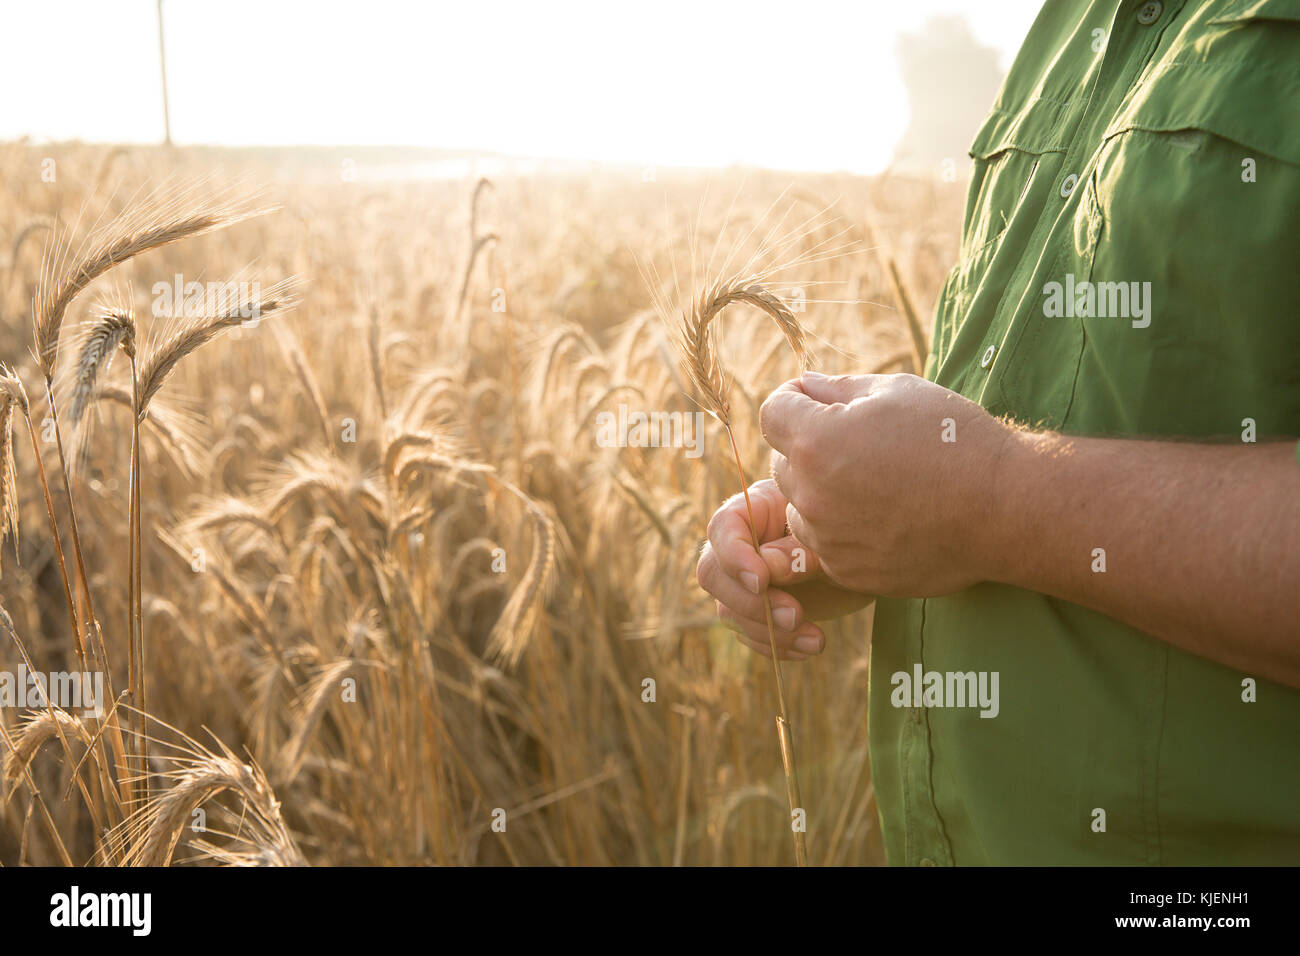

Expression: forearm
xmin=986 ymin=431 xmax=1300 ymax=687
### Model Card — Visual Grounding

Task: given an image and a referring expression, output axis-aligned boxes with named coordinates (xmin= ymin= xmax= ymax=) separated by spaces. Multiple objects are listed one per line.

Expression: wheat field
xmin=0 ymin=141 xmax=962 ymax=866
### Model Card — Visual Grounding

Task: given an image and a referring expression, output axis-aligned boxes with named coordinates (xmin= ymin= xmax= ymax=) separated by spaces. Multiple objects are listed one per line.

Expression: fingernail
xmin=794 ymin=634 xmax=822 ymax=654
xmin=774 ymin=607 xmax=797 ymax=631
xmin=740 ymin=571 xmax=760 ymax=594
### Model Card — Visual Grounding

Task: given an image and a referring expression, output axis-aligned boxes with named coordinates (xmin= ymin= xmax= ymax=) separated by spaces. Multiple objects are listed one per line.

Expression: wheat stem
xmin=725 ymin=423 xmax=807 ymax=866
xmin=44 ymin=387 xmax=105 ymax=672
xmin=129 ymin=354 xmax=147 ymax=803
xmin=672 ymin=274 xmax=812 ymax=866
xmin=21 ymin=409 xmax=84 ymax=665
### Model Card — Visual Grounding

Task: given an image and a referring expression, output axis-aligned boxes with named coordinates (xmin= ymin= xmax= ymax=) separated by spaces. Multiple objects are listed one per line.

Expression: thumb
xmin=758 ymin=535 xmax=823 ymax=585
xmin=800 ymin=370 xmax=879 ymax=406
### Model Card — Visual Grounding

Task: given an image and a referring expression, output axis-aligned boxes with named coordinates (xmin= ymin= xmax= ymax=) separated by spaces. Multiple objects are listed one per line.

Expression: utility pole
xmin=157 ymin=0 xmax=172 ymax=145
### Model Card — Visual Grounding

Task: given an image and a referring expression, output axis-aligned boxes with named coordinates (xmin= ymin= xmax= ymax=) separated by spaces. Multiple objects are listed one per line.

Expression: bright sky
xmin=0 ymin=0 xmax=1043 ymax=173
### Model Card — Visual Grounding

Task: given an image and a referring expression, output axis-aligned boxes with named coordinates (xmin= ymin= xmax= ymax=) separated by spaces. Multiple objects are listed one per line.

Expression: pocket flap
xmin=1209 ymin=0 xmax=1300 ymax=24
xmin=968 ymin=97 xmax=1074 ymax=160
xmin=1103 ymin=60 xmax=1300 ymax=166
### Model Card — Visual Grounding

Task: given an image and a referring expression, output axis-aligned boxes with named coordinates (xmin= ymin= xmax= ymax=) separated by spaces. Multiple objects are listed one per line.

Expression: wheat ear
xmin=675 ymin=275 xmax=810 ymax=867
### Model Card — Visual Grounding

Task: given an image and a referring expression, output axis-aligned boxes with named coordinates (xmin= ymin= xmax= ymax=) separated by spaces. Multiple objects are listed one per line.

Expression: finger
xmin=724 ymin=612 xmax=827 ymax=660
xmin=734 ymin=632 xmax=810 ymax=662
xmin=785 ymin=503 xmax=819 ymax=554
xmin=705 ymin=480 xmax=790 ymax=591
xmin=756 ymin=534 xmax=824 ymax=585
xmin=769 ymin=450 xmax=798 ymax=505
xmin=735 ymin=478 xmax=791 ymax=540
xmin=728 ymin=615 xmax=825 ymax=661
xmin=717 ymin=601 xmax=824 ymax=653
xmin=758 ymin=378 xmax=824 ymax=456
xmin=799 ymin=370 xmax=882 ymax=407
xmin=700 ymin=551 xmax=806 ymax=627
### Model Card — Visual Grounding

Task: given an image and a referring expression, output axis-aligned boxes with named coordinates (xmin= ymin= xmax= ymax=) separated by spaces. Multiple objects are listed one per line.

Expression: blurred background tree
xmin=892 ymin=15 xmax=1005 ymax=177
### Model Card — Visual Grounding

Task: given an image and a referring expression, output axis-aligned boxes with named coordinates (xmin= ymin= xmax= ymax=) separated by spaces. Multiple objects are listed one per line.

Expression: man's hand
xmin=696 ymin=479 xmax=874 ymax=661
xmin=700 ymin=369 xmax=1300 ymax=685
xmin=761 ymin=371 xmax=1011 ymax=597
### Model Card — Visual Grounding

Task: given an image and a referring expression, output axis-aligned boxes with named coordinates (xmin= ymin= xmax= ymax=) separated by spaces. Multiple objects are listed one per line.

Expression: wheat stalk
xmin=453 ymin=177 xmax=499 ymax=336
xmin=32 ymin=183 xmax=270 ymax=714
xmin=67 ymin=303 xmax=137 ymax=427
xmin=131 ymin=277 xmax=297 ymax=805
xmin=273 ymin=326 xmax=332 ymax=446
xmin=674 ymin=274 xmax=810 ymax=867
xmin=0 ymin=380 xmax=21 ymax=570
xmin=135 ymin=277 xmax=300 ymax=419
xmin=117 ymin=737 xmax=303 ymax=867
xmin=33 ymin=183 xmax=269 ymax=380
xmin=0 ymin=365 xmax=84 ymax=661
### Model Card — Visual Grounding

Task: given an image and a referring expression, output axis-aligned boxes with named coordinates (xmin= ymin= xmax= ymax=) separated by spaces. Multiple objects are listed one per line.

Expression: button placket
xmin=989 ymin=0 xmax=1182 ymax=418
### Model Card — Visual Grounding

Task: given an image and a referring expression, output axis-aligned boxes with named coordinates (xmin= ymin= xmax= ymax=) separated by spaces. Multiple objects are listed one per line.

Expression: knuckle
xmin=696 ymin=550 xmax=716 ymax=592
xmin=753 ymin=478 xmax=781 ymax=509
xmin=758 ymin=393 xmax=778 ymax=434
xmin=790 ymin=432 xmax=824 ymax=469
xmin=706 ymin=494 xmax=744 ymax=539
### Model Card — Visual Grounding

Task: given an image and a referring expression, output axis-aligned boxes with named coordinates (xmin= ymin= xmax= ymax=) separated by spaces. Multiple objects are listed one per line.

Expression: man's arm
xmin=755 ymin=372 xmax=1300 ymax=688
xmin=990 ymin=428 xmax=1300 ymax=686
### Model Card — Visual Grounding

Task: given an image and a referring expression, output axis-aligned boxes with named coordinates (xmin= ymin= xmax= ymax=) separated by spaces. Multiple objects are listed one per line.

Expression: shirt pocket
xmin=1067 ymin=27 xmax=1300 ymax=436
xmin=960 ymin=97 xmax=1072 ymax=263
xmin=937 ymin=98 xmax=1070 ymax=392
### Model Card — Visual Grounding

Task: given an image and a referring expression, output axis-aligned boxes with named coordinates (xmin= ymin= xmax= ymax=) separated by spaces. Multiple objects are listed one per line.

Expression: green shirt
xmin=870 ymin=0 xmax=1300 ymax=865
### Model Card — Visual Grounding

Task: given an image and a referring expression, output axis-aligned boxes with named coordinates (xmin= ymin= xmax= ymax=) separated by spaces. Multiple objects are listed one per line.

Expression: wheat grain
xmin=67 ymin=304 xmax=136 ymax=427
xmin=136 ymin=277 xmax=299 ymax=418
xmin=34 ymin=183 xmax=270 ymax=381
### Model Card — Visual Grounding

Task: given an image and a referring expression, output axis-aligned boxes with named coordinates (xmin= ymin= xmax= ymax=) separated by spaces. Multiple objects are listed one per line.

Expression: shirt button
xmin=980 ymin=345 xmax=996 ymax=369
xmin=1060 ymin=173 xmax=1078 ymax=198
xmin=920 ymin=857 xmax=938 ymax=867
xmin=1137 ymin=1 xmax=1162 ymax=25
